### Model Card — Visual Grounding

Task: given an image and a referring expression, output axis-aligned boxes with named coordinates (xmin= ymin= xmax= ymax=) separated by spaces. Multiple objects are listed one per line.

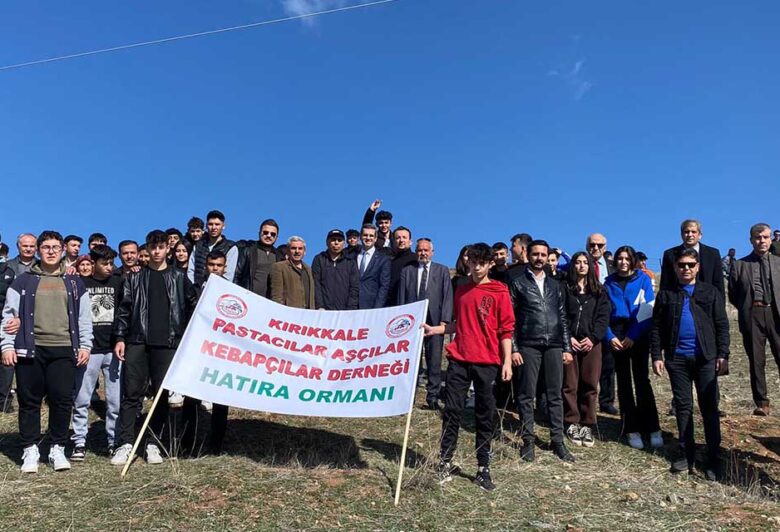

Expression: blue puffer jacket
xmin=603 ymin=270 xmax=655 ymax=342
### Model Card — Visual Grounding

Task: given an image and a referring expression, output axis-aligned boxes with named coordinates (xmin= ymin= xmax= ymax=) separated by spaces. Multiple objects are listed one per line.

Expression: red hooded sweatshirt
xmin=446 ymin=279 xmax=515 ymax=365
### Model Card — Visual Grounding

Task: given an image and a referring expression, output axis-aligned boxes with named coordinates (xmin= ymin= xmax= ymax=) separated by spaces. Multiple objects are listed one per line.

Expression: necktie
xmin=594 ymin=260 xmax=601 ymax=281
xmin=418 ymin=264 xmax=429 ymax=300
xmin=359 ymin=252 xmax=367 ymax=275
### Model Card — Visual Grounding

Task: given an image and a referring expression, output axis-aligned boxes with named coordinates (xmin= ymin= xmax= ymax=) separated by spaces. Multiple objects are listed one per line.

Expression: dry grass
xmin=1 ymin=317 xmax=780 ymax=530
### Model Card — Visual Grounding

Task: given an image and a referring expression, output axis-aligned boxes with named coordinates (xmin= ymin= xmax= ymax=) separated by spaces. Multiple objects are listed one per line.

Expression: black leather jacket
xmin=114 ymin=267 xmax=198 ymax=347
xmin=650 ymin=281 xmax=730 ymax=362
xmin=508 ymin=268 xmax=571 ymax=352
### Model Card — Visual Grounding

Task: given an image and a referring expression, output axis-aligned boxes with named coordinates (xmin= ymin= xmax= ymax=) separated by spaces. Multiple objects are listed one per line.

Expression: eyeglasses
xmin=588 ymin=243 xmax=605 ymax=248
xmin=40 ymin=245 xmax=62 ymax=253
xmin=676 ymin=262 xmax=698 ymax=270
xmin=261 ymin=231 xmax=277 ymax=237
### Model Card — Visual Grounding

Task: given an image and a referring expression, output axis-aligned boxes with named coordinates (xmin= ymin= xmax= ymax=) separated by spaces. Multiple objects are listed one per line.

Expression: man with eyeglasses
xmin=236 ymin=219 xmax=283 ymax=298
xmin=729 ymin=223 xmax=780 ymax=416
xmin=586 ymin=233 xmax=617 ymax=415
xmin=660 ymin=220 xmax=723 ymax=293
xmin=651 ymin=248 xmax=729 ymax=480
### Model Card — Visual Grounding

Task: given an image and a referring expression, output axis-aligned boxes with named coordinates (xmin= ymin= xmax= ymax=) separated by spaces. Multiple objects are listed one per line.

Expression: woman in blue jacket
xmin=604 ymin=246 xmax=661 ymax=450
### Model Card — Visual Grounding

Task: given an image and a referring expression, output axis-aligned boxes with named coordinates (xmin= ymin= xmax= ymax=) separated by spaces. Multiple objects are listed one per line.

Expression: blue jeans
xmin=71 ymin=352 xmax=122 ymax=447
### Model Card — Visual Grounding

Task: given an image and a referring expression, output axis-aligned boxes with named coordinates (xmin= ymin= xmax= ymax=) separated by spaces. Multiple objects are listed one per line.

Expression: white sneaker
xmin=48 ymin=444 xmax=71 ymax=471
xmin=201 ymin=401 xmax=213 ymax=412
xmin=110 ymin=443 xmax=133 ymax=466
xmin=626 ymin=432 xmax=644 ymax=450
xmin=145 ymin=444 xmax=164 ymax=465
xmin=649 ymin=430 xmax=664 ymax=449
xmin=21 ymin=445 xmax=40 ymax=474
xmin=169 ymin=392 xmax=184 ymax=408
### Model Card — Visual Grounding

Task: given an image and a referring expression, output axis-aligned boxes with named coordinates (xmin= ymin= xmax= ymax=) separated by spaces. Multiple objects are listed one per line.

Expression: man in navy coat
xmin=398 ymin=238 xmax=453 ymax=409
xmin=357 ymin=224 xmax=391 ymax=309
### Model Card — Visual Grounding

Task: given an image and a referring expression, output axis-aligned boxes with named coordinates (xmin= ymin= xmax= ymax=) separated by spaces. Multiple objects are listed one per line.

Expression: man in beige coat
xmin=270 ymin=236 xmax=315 ymax=310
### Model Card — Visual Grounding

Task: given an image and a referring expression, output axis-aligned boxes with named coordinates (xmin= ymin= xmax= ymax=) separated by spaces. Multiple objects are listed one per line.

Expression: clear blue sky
xmin=1 ymin=0 xmax=777 ymax=267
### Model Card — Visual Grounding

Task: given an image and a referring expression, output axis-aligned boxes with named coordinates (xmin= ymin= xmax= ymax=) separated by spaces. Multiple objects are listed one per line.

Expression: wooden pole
xmin=120 ymin=376 xmax=168 ymax=478
xmin=394 ymin=300 xmax=429 ymax=506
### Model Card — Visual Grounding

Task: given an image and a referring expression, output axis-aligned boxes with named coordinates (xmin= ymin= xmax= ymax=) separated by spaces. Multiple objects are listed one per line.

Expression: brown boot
xmin=753 ymin=404 xmax=771 ymax=416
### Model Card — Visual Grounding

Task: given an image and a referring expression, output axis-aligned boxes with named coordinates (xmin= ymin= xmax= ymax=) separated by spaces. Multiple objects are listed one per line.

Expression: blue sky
xmin=1 ymin=0 xmax=777 ymax=267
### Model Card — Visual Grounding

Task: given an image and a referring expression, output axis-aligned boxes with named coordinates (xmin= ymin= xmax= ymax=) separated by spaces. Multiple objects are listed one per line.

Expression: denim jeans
xmin=71 ymin=352 xmax=122 ymax=447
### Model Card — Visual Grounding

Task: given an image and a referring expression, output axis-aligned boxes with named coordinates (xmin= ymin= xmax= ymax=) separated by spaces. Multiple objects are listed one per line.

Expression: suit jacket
xmin=660 ymin=242 xmax=724 ymax=293
xmin=728 ymin=252 xmax=780 ymax=333
xmin=358 ymin=249 xmax=391 ymax=309
xmin=397 ymin=261 xmax=453 ymax=325
xmin=270 ymin=260 xmax=315 ymax=310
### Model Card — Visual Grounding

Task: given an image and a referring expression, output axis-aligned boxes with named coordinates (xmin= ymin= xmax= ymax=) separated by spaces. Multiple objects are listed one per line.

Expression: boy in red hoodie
xmin=424 ymin=243 xmax=515 ymax=491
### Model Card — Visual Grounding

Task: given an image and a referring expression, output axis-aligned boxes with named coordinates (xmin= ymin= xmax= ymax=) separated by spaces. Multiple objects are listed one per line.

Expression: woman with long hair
xmin=451 ymin=245 xmax=471 ymax=292
xmin=604 ymin=246 xmax=661 ymax=450
xmin=563 ymin=252 xmax=611 ymax=448
xmin=173 ymin=240 xmax=192 ymax=272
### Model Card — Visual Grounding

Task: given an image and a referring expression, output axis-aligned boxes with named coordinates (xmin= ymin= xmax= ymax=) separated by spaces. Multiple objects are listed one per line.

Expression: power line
xmin=0 ymin=0 xmax=397 ymax=72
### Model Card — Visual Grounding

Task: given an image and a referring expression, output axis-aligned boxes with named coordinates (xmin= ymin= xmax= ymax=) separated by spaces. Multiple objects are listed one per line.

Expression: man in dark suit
xmin=357 ymin=224 xmax=391 ymax=309
xmin=660 ymin=219 xmax=724 ymax=293
xmin=729 ymin=223 xmax=780 ymax=416
xmin=398 ymin=238 xmax=453 ymax=409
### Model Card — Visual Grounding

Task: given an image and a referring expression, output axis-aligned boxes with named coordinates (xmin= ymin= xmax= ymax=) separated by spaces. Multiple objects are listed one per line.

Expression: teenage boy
xmin=186 ymin=216 xmax=205 ymax=245
xmin=312 ymin=230 xmax=360 ymax=311
xmin=71 ymin=245 xmax=124 ymax=461
xmin=88 ymin=233 xmax=108 ymax=250
xmin=62 ymin=235 xmax=83 ymax=269
xmin=182 ymin=250 xmax=230 ymax=455
xmin=188 ymin=210 xmax=237 ymax=287
xmin=1 ymin=231 xmax=93 ymax=473
xmin=111 ymin=230 xmax=197 ymax=466
xmin=508 ymin=240 xmax=575 ymax=463
xmin=651 ymin=248 xmax=729 ymax=480
xmin=424 ymin=243 xmax=515 ymax=492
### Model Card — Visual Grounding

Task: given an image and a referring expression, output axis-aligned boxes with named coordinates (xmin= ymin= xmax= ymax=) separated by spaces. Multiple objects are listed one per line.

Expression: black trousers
xmin=182 ymin=397 xmax=229 ymax=454
xmin=666 ymin=354 xmax=720 ymax=460
xmin=741 ymin=306 xmax=780 ymax=407
xmin=15 ymin=346 xmax=75 ymax=447
xmin=440 ymin=359 xmax=498 ymax=467
xmin=117 ymin=344 xmax=175 ymax=447
xmin=423 ymin=334 xmax=445 ymax=403
xmin=0 ymin=364 xmax=14 ymax=411
xmin=614 ymin=338 xmax=660 ymax=435
xmin=599 ymin=342 xmax=616 ymax=408
xmin=514 ymin=345 xmax=565 ymax=443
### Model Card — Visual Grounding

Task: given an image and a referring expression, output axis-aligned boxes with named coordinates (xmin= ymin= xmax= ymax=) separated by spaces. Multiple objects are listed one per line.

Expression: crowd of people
xmin=1 ymin=202 xmax=779 ymax=493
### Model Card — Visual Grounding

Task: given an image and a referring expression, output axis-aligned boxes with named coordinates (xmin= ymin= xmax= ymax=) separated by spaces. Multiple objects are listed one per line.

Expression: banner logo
xmin=216 ymin=294 xmax=248 ymax=319
xmin=386 ymin=314 xmax=415 ymax=338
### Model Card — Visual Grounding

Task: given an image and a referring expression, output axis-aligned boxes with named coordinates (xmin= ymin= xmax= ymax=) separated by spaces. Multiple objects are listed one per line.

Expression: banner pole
xmin=394 ymin=300 xmax=429 ymax=506
xmin=120 ymin=382 xmax=167 ymax=478
xmin=120 ymin=276 xmax=215 ymax=478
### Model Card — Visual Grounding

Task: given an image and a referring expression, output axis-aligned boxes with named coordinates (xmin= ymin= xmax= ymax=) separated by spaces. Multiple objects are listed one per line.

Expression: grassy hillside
xmin=1 ymin=318 xmax=780 ymax=530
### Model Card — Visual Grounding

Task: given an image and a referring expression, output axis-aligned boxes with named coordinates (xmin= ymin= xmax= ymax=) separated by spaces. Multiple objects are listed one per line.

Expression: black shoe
xmin=473 ymin=467 xmax=496 ymax=492
xmin=521 ymin=440 xmax=535 ymax=462
xmin=670 ymin=456 xmax=690 ymax=473
xmin=71 ymin=445 xmax=86 ymax=462
xmin=600 ymin=404 xmax=619 ymax=415
xmin=704 ymin=461 xmax=720 ymax=481
xmin=423 ymin=399 xmax=441 ymax=411
xmin=435 ymin=460 xmax=460 ymax=484
xmin=552 ymin=442 xmax=575 ymax=463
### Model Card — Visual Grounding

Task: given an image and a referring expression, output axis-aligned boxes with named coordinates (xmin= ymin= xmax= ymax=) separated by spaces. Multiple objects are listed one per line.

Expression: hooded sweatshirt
xmin=446 ymin=279 xmax=515 ymax=365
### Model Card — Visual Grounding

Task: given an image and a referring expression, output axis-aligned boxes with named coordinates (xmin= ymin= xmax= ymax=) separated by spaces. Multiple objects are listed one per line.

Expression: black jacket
xmin=508 ymin=268 xmax=571 ymax=351
xmin=311 ymin=251 xmax=360 ymax=310
xmin=192 ymin=236 xmax=236 ymax=287
xmin=650 ymin=281 xmax=730 ymax=362
xmin=564 ymin=286 xmax=610 ymax=344
xmin=387 ymin=249 xmax=417 ymax=306
xmin=0 ymin=263 xmax=15 ymax=308
xmin=114 ymin=267 xmax=198 ymax=347
xmin=362 ymin=207 xmax=395 ymax=252
xmin=660 ymin=243 xmax=724 ymax=293
xmin=235 ymin=241 xmax=284 ymax=296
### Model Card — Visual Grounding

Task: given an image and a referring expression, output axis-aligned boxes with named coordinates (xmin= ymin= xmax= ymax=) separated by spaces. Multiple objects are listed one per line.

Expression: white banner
xmin=163 ymin=275 xmax=427 ymax=417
